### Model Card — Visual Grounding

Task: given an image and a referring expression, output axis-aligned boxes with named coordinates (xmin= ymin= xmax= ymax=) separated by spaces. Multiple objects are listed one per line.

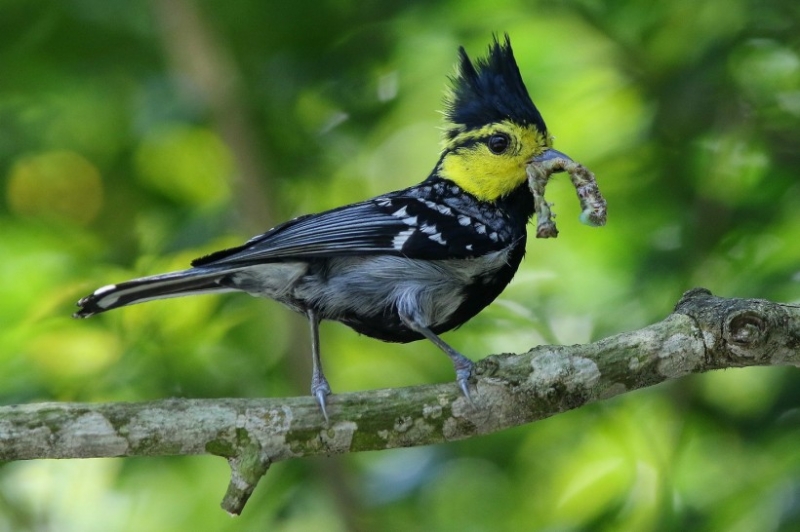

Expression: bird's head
xmin=437 ymin=35 xmax=565 ymax=202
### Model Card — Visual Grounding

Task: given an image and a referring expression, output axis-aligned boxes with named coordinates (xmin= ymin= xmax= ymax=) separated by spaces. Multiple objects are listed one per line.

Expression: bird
xmin=74 ymin=34 xmax=571 ymax=421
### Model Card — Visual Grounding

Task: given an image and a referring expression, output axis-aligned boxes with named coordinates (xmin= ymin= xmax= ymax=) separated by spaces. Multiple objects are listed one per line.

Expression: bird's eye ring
xmin=488 ymin=133 xmax=510 ymax=154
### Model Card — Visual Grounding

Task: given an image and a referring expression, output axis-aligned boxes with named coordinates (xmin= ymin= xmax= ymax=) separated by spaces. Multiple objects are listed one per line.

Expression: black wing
xmin=192 ymin=193 xmax=514 ymax=267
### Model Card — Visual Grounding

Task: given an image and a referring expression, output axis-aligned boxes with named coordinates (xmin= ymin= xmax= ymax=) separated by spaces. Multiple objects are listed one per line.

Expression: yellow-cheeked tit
xmin=75 ymin=35 xmax=571 ymax=420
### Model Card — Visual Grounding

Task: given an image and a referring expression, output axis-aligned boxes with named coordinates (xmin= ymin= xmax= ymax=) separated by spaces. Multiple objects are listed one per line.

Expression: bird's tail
xmin=74 ymin=268 xmax=236 ymax=318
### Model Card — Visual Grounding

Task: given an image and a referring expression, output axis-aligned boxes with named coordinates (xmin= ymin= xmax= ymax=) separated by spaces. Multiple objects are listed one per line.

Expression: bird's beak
xmin=530 ymin=149 xmax=572 ymax=171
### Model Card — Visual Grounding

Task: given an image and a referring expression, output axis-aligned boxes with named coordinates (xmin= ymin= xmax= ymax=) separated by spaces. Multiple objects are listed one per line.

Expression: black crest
xmin=444 ymin=35 xmax=546 ymax=139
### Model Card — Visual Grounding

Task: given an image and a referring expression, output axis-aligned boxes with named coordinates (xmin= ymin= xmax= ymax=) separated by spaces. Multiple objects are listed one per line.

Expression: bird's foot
xmin=311 ymin=375 xmax=332 ymax=423
xmin=453 ymin=357 xmax=476 ymax=407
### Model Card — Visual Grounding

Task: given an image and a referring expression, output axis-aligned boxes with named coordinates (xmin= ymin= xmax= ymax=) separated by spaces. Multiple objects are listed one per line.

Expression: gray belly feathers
xmin=228 ymin=249 xmax=511 ymax=329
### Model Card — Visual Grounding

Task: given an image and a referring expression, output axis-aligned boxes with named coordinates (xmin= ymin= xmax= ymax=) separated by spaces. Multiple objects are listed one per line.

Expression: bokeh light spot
xmin=7 ymin=150 xmax=104 ymax=226
xmin=29 ymin=327 xmax=121 ymax=379
xmin=134 ymin=124 xmax=233 ymax=208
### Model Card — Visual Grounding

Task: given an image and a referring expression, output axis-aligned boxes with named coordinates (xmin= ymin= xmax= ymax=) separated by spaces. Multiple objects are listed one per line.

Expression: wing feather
xmin=193 ymin=201 xmax=405 ymax=266
xmin=192 ymin=193 xmax=511 ymax=267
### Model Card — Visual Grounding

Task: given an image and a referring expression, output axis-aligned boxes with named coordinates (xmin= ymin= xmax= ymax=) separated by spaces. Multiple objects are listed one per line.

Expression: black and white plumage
xmin=75 ymin=179 xmax=532 ymax=415
xmin=75 ymin=36 xmax=562 ymax=420
xmin=76 ymin=178 xmax=530 ymax=331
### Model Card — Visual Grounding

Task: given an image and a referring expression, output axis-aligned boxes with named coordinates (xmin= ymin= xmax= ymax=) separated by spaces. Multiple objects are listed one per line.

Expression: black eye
xmin=488 ymin=133 xmax=510 ymax=154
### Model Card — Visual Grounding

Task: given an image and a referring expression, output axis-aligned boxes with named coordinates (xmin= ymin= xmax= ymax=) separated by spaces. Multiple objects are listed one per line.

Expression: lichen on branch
xmin=1 ymin=289 xmax=798 ymax=514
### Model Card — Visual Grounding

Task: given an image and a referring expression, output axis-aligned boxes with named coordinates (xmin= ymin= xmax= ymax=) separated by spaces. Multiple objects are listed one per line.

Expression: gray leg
xmin=307 ymin=309 xmax=331 ymax=422
xmin=399 ymin=310 xmax=475 ymax=402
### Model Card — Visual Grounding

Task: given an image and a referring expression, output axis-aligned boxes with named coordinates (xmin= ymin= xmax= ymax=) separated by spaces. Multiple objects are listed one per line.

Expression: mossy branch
xmin=1 ymin=289 xmax=798 ymax=514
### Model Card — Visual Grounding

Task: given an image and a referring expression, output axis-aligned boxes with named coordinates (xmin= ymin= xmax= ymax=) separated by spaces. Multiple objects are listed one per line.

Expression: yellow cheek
xmin=438 ymin=121 xmax=550 ymax=201
xmin=440 ymin=149 xmax=529 ymax=201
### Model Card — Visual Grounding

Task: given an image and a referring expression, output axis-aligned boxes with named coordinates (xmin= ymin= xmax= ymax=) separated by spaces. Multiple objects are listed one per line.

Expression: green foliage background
xmin=1 ymin=0 xmax=799 ymax=530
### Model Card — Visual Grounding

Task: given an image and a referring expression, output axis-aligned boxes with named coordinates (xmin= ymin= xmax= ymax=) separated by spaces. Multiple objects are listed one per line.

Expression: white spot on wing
xmin=402 ymin=216 xmax=418 ymax=226
xmin=392 ymin=206 xmax=408 ymax=218
xmin=429 ymin=233 xmax=447 ymax=245
xmin=466 ymin=244 xmax=473 ymax=251
xmin=420 ymin=199 xmax=439 ymax=210
xmin=475 ymin=223 xmax=486 ymax=234
xmin=392 ymin=228 xmax=414 ymax=249
xmin=420 ymin=224 xmax=437 ymax=235
xmin=435 ymin=204 xmax=452 ymax=216
xmin=458 ymin=215 xmax=471 ymax=226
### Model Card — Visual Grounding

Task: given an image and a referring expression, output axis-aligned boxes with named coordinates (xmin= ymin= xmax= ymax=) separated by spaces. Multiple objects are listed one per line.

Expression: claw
xmin=311 ymin=377 xmax=332 ymax=424
xmin=454 ymin=361 xmax=476 ymax=407
xmin=314 ymin=387 xmax=331 ymax=423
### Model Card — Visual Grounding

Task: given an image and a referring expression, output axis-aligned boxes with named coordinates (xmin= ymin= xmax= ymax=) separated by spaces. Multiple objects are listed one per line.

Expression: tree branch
xmin=1 ymin=288 xmax=798 ymax=514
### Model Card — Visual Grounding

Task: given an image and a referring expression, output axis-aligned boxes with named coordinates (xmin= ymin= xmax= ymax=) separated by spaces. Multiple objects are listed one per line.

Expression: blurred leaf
xmin=134 ymin=124 xmax=233 ymax=208
xmin=1 ymin=0 xmax=800 ymax=529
